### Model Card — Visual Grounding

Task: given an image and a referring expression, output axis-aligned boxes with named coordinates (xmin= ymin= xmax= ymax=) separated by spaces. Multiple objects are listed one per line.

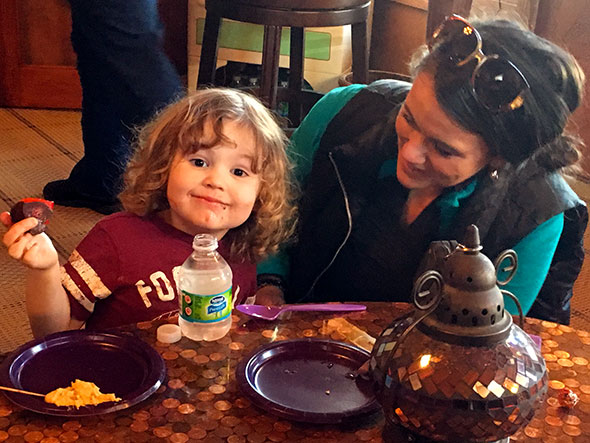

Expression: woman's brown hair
xmin=120 ymin=88 xmax=297 ymax=262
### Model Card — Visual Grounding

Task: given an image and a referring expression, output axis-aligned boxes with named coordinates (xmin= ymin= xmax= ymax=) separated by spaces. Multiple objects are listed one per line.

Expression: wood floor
xmin=1 ymin=107 xmax=590 ymax=353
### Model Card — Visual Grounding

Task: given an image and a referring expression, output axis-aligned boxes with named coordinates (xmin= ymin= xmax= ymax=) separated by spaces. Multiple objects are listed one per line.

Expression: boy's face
xmin=165 ymin=119 xmax=261 ymax=239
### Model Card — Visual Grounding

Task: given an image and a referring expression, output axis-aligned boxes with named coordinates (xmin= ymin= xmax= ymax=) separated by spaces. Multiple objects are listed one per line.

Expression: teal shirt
xmin=259 ymin=84 xmax=564 ymax=315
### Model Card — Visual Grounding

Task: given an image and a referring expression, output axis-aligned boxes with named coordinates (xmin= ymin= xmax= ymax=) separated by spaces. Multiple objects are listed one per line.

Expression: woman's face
xmin=395 ymin=72 xmax=491 ymax=194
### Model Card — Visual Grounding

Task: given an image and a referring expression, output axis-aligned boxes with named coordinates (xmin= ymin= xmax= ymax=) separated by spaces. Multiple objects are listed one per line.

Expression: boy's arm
xmin=26 ymin=265 xmax=84 ymax=338
xmin=1 ymin=213 xmax=83 ymax=337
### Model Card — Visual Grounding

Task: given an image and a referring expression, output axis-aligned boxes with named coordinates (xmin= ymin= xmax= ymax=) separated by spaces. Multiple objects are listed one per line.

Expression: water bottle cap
xmin=192 ymin=233 xmax=218 ymax=251
xmin=157 ymin=324 xmax=182 ymax=343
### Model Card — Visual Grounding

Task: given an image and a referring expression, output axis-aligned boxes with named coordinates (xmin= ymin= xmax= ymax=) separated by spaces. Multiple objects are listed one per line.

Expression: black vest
xmin=287 ymin=80 xmax=587 ymax=324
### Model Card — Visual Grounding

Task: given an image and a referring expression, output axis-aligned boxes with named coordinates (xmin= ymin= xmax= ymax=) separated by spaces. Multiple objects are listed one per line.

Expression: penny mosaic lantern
xmin=370 ymin=225 xmax=548 ymax=442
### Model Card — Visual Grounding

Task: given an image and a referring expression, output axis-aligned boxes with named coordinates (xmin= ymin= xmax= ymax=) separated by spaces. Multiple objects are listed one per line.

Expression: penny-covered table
xmin=0 ymin=302 xmax=588 ymax=442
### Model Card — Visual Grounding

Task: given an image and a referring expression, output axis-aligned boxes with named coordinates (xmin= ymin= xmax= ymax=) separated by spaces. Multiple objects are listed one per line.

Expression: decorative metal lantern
xmin=370 ymin=225 xmax=547 ymax=443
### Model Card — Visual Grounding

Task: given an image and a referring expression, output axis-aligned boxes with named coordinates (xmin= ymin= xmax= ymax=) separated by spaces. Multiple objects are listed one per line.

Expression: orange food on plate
xmin=44 ymin=379 xmax=121 ymax=408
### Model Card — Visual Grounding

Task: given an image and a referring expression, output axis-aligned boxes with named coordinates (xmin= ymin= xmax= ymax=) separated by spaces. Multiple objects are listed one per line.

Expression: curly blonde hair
xmin=120 ymin=88 xmax=297 ymax=262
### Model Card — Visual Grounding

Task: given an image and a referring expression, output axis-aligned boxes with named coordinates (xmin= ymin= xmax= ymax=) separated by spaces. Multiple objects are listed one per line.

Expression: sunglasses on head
xmin=429 ymin=15 xmax=530 ymax=113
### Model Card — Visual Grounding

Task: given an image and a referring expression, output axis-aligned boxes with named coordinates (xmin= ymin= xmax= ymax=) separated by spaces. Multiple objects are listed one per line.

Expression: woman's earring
xmin=490 ymin=169 xmax=499 ymax=180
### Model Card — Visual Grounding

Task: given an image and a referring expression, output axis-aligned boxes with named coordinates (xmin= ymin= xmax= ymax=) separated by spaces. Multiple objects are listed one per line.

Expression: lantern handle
xmin=494 ymin=249 xmax=518 ymax=285
xmin=500 ymin=289 xmax=524 ymax=328
xmin=411 ymin=270 xmax=443 ymax=311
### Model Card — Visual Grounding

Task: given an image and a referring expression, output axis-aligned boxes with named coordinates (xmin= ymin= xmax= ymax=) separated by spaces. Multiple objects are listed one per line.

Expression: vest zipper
xmin=303 ymin=151 xmax=354 ymax=300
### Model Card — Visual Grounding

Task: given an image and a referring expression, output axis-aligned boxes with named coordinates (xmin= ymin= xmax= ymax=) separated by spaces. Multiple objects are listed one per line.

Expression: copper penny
xmin=168 ymin=378 xmax=185 ymax=389
xmin=196 ymin=391 xmax=215 ymax=402
xmin=196 ymin=402 xmax=213 ymax=412
xmin=544 ymin=354 xmax=558 ymax=362
xmin=227 ymin=436 xmax=246 ymax=443
xmin=133 ymin=411 xmax=150 ymax=421
xmin=547 ymin=397 xmax=561 ymax=407
xmin=169 ymin=432 xmax=189 ymax=443
xmin=576 ymin=330 xmax=589 ymax=337
xmin=162 ymin=351 xmax=179 ymax=360
xmin=194 ymin=355 xmax=210 ymax=364
xmin=92 ymin=431 xmax=114 ymax=442
xmin=214 ymin=400 xmax=232 ymax=411
xmin=267 ymin=431 xmax=286 ymax=442
xmin=62 ymin=421 xmax=82 ymax=432
xmin=23 ymin=431 xmax=44 ymax=442
xmin=221 ymin=416 xmax=241 ymax=428
xmin=40 ymin=438 xmax=60 ymax=443
xmin=229 ymin=342 xmax=244 ymax=351
xmin=210 ymin=353 xmax=225 ymax=361
xmin=563 ymin=415 xmax=581 ymax=426
xmin=43 ymin=426 xmax=62 ymax=437
xmin=573 ymin=357 xmax=589 ymax=366
xmin=562 ymin=425 xmax=581 ymax=437
xmin=202 ymin=369 xmax=217 ymax=379
xmin=564 ymin=378 xmax=580 ymax=388
xmin=153 ymin=426 xmax=173 ymax=438
xmin=0 ymin=406 xmax=12 ymax=417
xmin=178 ymin=403 xmax=196 ymax=415
xmin=77 ymin=427 xmax=96 ymax=438
xmin=214 ymin=426 xmax=233 ymax=438
xmin=188 ymin=426 xmax=207 ymax=439
xmin=205 ymin=409 xmax=223 ymax=421
xmin=180 ymin=349 xmax=197 ymax=359
xmin=233 ymin=423 xmax=252 ymax=436
xmin=555 ymin=351 xmax=571 ymax=359
xmin=260 ymin=330 xmax=275 ymax=339
xmin=524 ymin=427 xmax=543 ymax=439
xmin=580 ymin=337 xmax=590 ymax=345
xmin=8 ymin=425 xmax=27 ymax=436
xmin=545 ymin=415 xmax=563 ymax=427
xmin=245 ymin=432 xmax=266 ymax=443
xmin=273 ymin=422 xmax=292 ymax=433
xmin=545 ymin=340 xmax=559 ymax=348
xmin=235 ymin=398 xmax=251 ymax=409
xmin=559 ymin=325 xmax=574 ymax=333
xmin=548 ymin=328 xmax=564 ymax=336
xmin=558 ymin=359 xmax=575 ymax=368
xmin=58 ymin=431 xmax=79 ymax=443
xmin=163 ymin=398 xmax=181 ymax=409
xmin=209 ymin=385 xmax=226 ymax=395
xmin=580 ymin=385 xmax=590 ymax=394
xmin=130 ymin=421 xmax=149 ymax=433
xmin=549 ymin=380 xmax=566 ymax=390
xmin=199 ymin=418 xmax=219 ymax=431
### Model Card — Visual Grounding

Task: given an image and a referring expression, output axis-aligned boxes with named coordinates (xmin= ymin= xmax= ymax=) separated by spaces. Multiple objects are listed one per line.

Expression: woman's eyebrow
xmin=404 ymin=105 xmax=463 ymax=157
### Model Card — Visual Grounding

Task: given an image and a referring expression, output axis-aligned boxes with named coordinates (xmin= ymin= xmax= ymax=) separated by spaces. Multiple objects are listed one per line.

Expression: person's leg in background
xmin=44 ymin=0 xmax=183 ymax=214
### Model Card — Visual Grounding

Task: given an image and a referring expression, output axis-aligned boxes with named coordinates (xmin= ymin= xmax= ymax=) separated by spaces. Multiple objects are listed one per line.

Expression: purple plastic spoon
xmin=236 ymin=303 xmax=366 ymax=321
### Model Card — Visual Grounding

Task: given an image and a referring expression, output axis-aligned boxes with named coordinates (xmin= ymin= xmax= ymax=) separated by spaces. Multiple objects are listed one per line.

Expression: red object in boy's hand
xmin=558 ymin=387 xmax=579 ymax=409
xmin=9 ymin=198 xmax=54 ymax=235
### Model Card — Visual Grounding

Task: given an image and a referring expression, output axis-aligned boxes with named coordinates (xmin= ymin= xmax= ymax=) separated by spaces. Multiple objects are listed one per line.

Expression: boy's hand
xmin=1 ymin=212 xmax=59 ymax=270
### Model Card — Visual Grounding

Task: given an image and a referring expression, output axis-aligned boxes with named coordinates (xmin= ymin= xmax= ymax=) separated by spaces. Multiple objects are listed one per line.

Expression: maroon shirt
xmin=61 ymin=212 xmax=256 ymax=330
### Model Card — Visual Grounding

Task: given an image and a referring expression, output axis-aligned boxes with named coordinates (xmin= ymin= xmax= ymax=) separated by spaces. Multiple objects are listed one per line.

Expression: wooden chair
xmin=196 ymin=0 xmax=371 ymax=127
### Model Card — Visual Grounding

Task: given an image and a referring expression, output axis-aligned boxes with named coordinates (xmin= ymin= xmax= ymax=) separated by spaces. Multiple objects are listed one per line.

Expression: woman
xmin=257 ymin=16 xmax=587 ymax=324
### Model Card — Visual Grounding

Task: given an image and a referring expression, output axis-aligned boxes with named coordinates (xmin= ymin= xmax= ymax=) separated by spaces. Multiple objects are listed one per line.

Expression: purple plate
xmin=236 ymin=338 xmax=379 ymax=423
xmin=0 ymin=330 xmax=166 ymax=416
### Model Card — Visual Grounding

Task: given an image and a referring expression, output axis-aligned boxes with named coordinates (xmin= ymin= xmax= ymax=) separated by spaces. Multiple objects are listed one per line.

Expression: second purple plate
xmin=236 ymin=338 xmax=379 ymax=423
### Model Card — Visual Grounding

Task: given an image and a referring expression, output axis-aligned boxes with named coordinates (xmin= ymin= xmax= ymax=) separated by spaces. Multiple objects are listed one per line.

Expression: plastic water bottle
xmin=178 ymin=234 xmax=233 ymax=341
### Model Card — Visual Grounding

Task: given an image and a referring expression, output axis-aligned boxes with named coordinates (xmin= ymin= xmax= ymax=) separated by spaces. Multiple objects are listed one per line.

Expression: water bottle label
xmin=180 ymin=288 xmax=232 ymax=323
